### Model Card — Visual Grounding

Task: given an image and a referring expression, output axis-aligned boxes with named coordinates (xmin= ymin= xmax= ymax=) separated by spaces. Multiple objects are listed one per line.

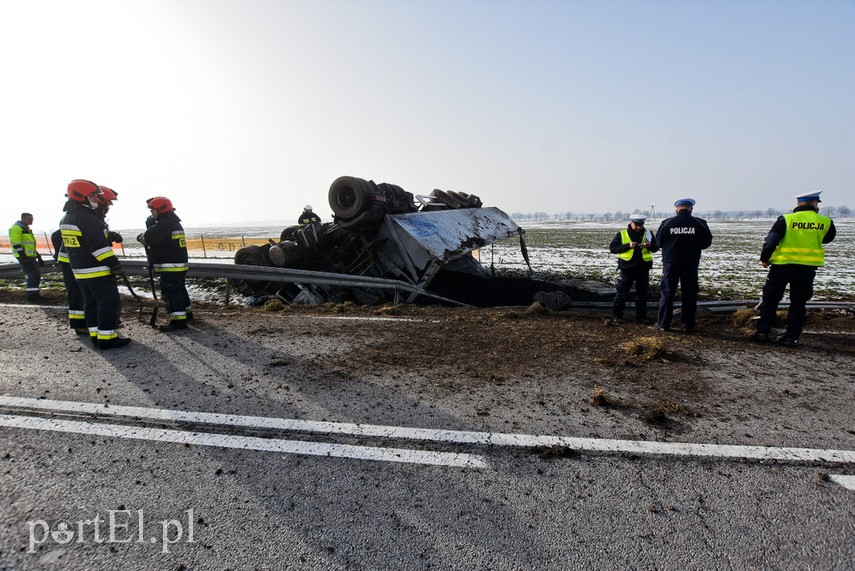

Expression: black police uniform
xmin=756 ymin=205 xmax=837 ymax=342
xmin=609 ymin=224 xmax=659 ymax=321
xmin=654 ymin=209 xmax=713 ymax=331
xmin=142 ymin=211 xmax=190 ymax=328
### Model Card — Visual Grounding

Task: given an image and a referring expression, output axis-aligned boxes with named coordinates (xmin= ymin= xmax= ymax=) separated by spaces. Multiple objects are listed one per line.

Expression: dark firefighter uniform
xmin=51 ymin=228 xmax=86 ymax=331
xmin=60 ymin=200 xmax=125 ymax=348
xmin=754 ymin=192 xmax=836 ymax=346
xmin=10 ymin=217 xmax=42 ymax=300
xmin=142 ymin=210 xmax=190 ymax=329
xmin=298 ymin=207 xmax=321 ymax=226
xmin=654 ymin=199 xmax=713 ymax=332
xmin=609 ymin=215 xmax=658 ymax=322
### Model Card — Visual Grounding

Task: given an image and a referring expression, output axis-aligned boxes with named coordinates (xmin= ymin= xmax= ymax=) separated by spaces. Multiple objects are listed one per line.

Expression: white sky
xmin=1 ymin=0 xmax=853 ymax=232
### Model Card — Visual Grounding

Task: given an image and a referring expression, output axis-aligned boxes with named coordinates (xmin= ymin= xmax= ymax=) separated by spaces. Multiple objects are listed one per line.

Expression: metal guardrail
xmin=1 ymin=262 xmax=852 ymax=311
xmin=0 ymin=261 xmax=468 ymax=306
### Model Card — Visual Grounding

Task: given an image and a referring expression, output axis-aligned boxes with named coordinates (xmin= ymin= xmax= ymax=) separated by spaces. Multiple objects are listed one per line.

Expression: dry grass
xmin=619 ymin=336 xmax=666 ymax=361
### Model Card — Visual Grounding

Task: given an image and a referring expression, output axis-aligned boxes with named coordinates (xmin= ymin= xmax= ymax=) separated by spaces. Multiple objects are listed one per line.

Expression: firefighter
xmin=138 ymin=196 xmax=191 ymax=331
xmin=60 ymin=180 xmax=130 ymax=349
xmin=653 ymin=198 xmax=713 ymax=333
xmin=752 ymin=191 xmax=837 ymax=347
xmin=9 ymin=212 xmax=44 ymax=301
xmin=48 ymin=185 xmax=124 ymax=333
xmin=51 ymin=228 xmax=86 ymax=333
xmin=298 ymin=204 xmax=321 ymax=226
xmin=609 ymin=213 xmax=659 ymax=323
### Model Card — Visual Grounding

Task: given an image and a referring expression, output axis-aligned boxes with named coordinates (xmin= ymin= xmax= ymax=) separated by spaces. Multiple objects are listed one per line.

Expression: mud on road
xmin=3 ymin=289 xmax=855 ymax=453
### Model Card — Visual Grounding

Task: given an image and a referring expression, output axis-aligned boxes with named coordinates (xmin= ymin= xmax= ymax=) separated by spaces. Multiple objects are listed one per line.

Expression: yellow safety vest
xmin=769 ymin=211 xmax=831 ymax=266
xmin=618 ymin=229 xmax=652 ymax=262
xmin=9 ymin=223 xmax=36 ymax=259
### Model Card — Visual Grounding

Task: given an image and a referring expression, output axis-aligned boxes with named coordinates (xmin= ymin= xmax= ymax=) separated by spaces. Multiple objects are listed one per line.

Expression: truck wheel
xmin=280 ymin=225 xmax=300 ymax=242
xmin=329 ymin=176 xmax=373 ymax=220
xmin=235 ymin=245 xmax=264 ymax=265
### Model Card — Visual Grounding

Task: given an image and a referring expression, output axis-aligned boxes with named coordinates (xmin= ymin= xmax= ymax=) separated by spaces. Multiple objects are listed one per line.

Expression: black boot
xmin=98 ymin=337 xmax=131 ymax=350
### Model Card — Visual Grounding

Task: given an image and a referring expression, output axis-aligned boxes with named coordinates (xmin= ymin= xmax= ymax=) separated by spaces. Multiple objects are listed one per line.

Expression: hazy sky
xmin=1 ymin=0 xmax=853 ymax=231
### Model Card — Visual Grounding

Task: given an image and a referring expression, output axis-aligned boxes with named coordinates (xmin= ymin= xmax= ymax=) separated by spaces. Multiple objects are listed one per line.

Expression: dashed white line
xmin=0 ymin=413 xmax=486 ymax=469
xmin=2 ymin=395 xmax=854 ymax=465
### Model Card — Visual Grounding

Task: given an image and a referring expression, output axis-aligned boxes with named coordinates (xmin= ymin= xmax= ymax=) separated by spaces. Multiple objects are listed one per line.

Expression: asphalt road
xmin=0 ymin=302 xmax=853 ymax=570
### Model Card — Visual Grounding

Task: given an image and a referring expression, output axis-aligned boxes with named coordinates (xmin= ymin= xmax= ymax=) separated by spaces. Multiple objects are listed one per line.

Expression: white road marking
xmin=1 ymin=395 xmax=854 ymax=465
xmin=829 ymin=475 xmax=855 ymax=491
xmin=0 ymin=413 xmax=486 ymax=469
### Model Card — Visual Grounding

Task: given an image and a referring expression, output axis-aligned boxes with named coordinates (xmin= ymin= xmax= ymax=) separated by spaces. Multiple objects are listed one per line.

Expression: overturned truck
xmin=232 ymin=176 xmax=577 ymax=307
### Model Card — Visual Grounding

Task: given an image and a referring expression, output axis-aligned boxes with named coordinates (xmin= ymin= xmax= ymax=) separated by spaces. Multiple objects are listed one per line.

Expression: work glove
xmin=108 ymin=231 xmax=123 ymax=244
xmin=136 ymin=233 xmax=146 ymax=246
xmin=37 ymin=254 xmax=45 ymax=267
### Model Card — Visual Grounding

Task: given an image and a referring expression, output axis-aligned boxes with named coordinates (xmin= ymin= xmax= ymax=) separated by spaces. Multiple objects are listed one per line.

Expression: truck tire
xmin=280 ymin=225 xmax=300 ymax=242
xmin=329 ymin=176 xmax=374 ymax=220
xmin=234 ymin=244 xmax=273 ymax=266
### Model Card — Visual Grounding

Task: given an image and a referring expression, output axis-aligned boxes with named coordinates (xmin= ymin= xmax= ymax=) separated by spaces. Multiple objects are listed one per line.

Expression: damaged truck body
xmin=232 ymin=176 xmax=577 ymax=307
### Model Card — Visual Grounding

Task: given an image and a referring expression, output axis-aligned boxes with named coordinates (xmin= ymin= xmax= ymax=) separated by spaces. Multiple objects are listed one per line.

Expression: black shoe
xmin=98 ymin=337 xmax=131 ymax=350
xmin=612 ymin=315 xmax=624 ymax=324
xmin=635 ymin=316 xmax=649 ymax=324
xmin=90 ymin=336 xmax=98 ymax=347
xmin=185 ymin=311 xmax=195 ymax=321
xmin=777 ymin=335 xmax=799 ymax=347
xmin=655 ymin=323 xmax=670 ymax=332
xmin=682 ymin=326 xmax=695 ymax=334
xmin=751 ymin=331 xmax=770 ymax=342
xmin=158 ymin=321 xmax=188 ymax=332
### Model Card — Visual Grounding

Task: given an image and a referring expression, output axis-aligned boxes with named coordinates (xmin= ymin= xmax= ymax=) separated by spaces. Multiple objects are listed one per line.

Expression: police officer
xmin=138 ymin=197 xmax=191 ymax=331
xmin=609 ymin=213 xmax=658 ymax=323
xmin=9 ymin=212 xmax=44 ymax=301
xmin=654 ymin=198 xmax=713 ymax=332
xmin=59 ymin=179 xmax=130 ymax=349
xmin=298 ymin=205 xmax=321 ymax=226
xmin=752 ymin=191 xmax=836 ymax=346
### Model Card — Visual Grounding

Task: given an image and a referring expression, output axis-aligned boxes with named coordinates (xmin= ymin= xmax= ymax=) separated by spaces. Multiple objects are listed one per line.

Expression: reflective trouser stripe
xmin=97 ymin=330 xmax=118 ymax=341
xmin=169 ymin=311 xmax=187 ymax=321
xmin=89 ymin=327 xmax=98 ymax=339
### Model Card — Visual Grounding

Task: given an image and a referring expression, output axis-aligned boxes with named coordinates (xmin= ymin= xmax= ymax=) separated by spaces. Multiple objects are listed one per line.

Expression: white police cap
xmin=794 ymin=191 xmax=822 ymax=203
xmin=629 ymin=214 xmax=647 ymax=223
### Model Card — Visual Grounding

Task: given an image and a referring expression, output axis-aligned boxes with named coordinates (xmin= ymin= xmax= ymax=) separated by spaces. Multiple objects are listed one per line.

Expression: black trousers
xmin=17 ymin=257 xmax=41 ymax=299
xmin=613 ymin=267 xmax=650 ymax=318
xmin=159 ymin=272 xmax=191 ymax=322
xmin=658 ymin=262 xmax=699 ymax=330
xmin=77 ymin=275 xmax=122 ymax=340
xmin=59 ymin=262 xmax=85 ymax=329
xmin=756 ymin=264 xmax=816 ymax=339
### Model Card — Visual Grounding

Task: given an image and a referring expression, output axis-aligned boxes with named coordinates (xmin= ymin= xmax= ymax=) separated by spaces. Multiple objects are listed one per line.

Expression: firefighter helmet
xmin=67 ymin=179 xmax=100 ymax=203
xmin=97 ymin=186 xmax=118 ymax=205
xmin=146 ymin=196 xmax=174 ymax=213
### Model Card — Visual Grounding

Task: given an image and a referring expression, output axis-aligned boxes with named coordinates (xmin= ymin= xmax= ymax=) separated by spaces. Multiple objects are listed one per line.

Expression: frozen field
xmin=489 ymin=219 xmax=853 ymax=300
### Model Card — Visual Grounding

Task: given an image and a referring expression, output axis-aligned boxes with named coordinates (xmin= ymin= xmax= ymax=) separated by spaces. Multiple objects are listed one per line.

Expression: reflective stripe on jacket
xmin=769 ymin=211 xmax=831 ymax=266
xmin=9 ymin=222 xmax=36 ymax=259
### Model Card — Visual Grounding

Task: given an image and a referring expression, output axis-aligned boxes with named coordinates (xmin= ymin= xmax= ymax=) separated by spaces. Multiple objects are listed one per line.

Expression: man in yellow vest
xmin=609 ymin=213 xmax=658 ymax=323
xmin=752 ymin=191 xmax=836 ymax=346
xmin=9 ymin=212 xmax=44 ymax=301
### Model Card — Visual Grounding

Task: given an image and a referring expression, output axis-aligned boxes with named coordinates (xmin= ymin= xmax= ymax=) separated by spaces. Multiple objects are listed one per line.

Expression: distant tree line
xmin=512 ymin=205 xmax=851 ymax=222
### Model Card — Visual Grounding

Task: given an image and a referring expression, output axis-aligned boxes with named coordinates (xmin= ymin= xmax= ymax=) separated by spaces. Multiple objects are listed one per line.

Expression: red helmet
xmin=97 ymin=186 xmax=118 ymax=205
xmin=146 ymin=196 xmax=174 ymax=213
xmin=67 ymin=179 xmax=100 ymax=202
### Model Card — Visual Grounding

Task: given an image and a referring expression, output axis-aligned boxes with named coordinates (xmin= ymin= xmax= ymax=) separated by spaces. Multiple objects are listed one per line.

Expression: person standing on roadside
xmin=751 ymin=191 xmax=836 ymax=347
xmin=654 ymin=198 xmax=713 ymax=333
xmin=9 ymin=212 xmax=44 ymax=301
xmin=138 ymin=197 xmax=191 ymax=331
xmin=609 ymin=213 xmax=658 ymax=323
xmin=60 ymin=179 xmax=130 ymax=350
